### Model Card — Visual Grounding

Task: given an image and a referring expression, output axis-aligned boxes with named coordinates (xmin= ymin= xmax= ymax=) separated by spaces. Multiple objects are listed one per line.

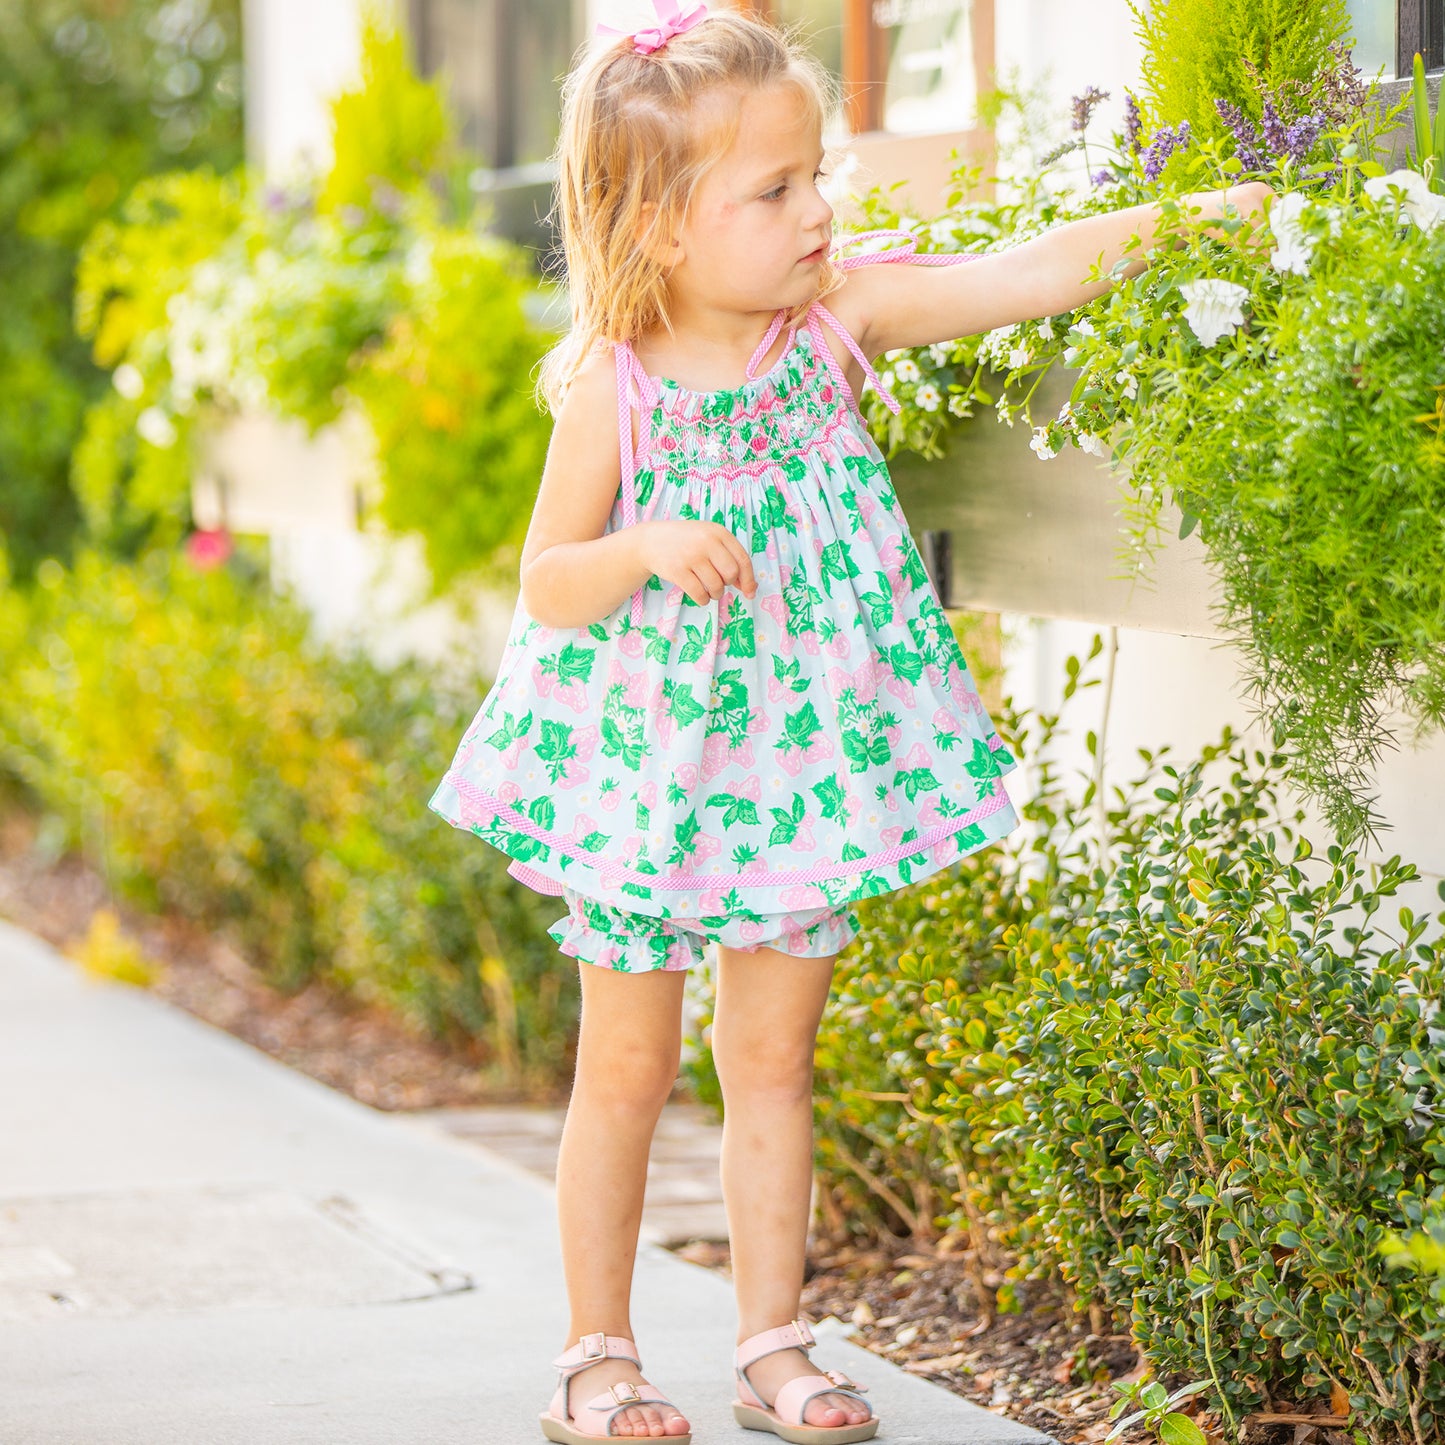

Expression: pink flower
xmin=185 ymin=527 xmax=232 ymax=571
xmin=820 ymin=384 xmax=835 ymax=403
xmin=750 ymin=434 xmax=768 ymax=453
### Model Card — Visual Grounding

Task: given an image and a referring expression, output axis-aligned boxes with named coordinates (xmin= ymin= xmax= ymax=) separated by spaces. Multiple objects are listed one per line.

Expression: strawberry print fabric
xmin=428 ymin=304 xmax=1022 ymax=942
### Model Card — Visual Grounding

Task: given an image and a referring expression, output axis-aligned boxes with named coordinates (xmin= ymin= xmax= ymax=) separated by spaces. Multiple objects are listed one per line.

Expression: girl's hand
xmin=638 ymin=520 xmax=758 ymax=606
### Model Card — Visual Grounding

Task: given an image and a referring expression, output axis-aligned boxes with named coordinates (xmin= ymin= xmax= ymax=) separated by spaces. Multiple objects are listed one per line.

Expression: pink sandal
xmin=540 ymin=1331 xmax=692 ymax=1443
xmin=732 ymin=1318 xmax=879 ymax=1443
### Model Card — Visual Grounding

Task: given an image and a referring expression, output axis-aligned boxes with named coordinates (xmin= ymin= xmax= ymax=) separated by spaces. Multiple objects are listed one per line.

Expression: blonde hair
xmin=536 ymin=10 xmax=844 ymax=414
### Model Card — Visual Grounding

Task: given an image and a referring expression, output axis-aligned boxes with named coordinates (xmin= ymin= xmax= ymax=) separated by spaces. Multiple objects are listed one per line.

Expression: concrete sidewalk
xmin=0 ymin=919 xmax=1058 ymax=1445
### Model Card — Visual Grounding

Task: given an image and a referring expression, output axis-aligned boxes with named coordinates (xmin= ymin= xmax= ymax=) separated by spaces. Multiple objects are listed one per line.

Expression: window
xmin=742 ymin=0 xmax=992 ymax=136
xmin=406 ymin=0 xmax=578 ymax=171
xmin=1347 ymin=0 xmax=1445 ymax=76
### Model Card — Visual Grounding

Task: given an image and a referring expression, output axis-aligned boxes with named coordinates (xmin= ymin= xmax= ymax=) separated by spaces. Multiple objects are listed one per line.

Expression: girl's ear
xmin=634 ymin=200 xmax=685 ymax=270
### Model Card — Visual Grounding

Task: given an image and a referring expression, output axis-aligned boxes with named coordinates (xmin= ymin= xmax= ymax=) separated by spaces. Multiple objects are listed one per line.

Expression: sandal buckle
xmin=580 ymin=1331 xmax=607 ymax=1360
xmin=609 ymin=1381 xmax=642 ymax=1405
xmin=791 ymin=1316 xmax=815 ymax=1347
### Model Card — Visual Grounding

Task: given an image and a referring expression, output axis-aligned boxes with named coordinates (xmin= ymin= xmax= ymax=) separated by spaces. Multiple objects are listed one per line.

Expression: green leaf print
xmin=840 ymin=841 xmax=868 ymax=862
xmin=819 ymin=541 xmax=861 ymax=595
xmin=893 ymin=766 xmax=941 ymax=802
xmin=528 ymin=795 xmax=556 ymax=831
xmin=705 ymin=791 xmax=762 ymax=829
xmin=666 ymin=778 xmax=688 ymax=806
xmin=539 ymin=642 xmax=595 ymax=684
xmin=767 ymin=792 xmax=806 ymax=846
xmin=578 ymin=830 xmax=611 ymax=853
xmin=781 ymin=454 xmax=808 ymax=483
xmin=842 ymin=453 xmax=884 ymax=486
xmin=718 ymin=890 xmax=765 ymax=924
xmin=534 ymin=719 xmax=577 ymax=782
xmin=635 ymin=469 xmax=657 ymax=507
xmin=965 ymin=738 xmax=1001 ymax=783
xmin=483 ymin=708 xmax=533 ymax=751
xmin=620 ymin=881 xmax=654 ymax=899
xmin=704 ymin=669 xmax=751 ymax=746
xmin=859 ymin=572 xmax=894 ymax=629
xmin=836 ymin=688 xmax=892 ymax=773
xmin=664 ymin=679 xmax=707 ymax=730
xmin=811 ymin=774 xmax=847 ymax=822
xmin=678 ymin=616 xmax=714 ymax=666
xmin=732 ymin=842 xmax=760 ymax=867
xmin=720 ymin=595 xmax=757 ymax=657
xmin=667 ymin=810 xmax=701 ymax=865
xmin=883 ymin=642 xmax=925 ymax=685
xmin=644 ymin=629 xmax=672 ymax=663
xmin=771 ymin=654 xmax=809 ymax=695
xmin=777 ymin=699 xmax=823 ymax=754
xmin=900 ymin=547 xmax=929 ymax=594
xmin=588 ymin=623 xmax=609 ymax=642
xmin=838 ymin=486 xmax=863 ymax=532
xmin=759 ymin=487 xmax=798 ymax=538
xmin=934 ymin=728 xmax=961 ymax=752
xmin=955 ymin=823 xmax=986 ymax=850
xmin=782 ymin=567 xmax=824 ymax=637
xmin=601 ymin=683 xmax=649 ymax=772
xmin=635 ymin=801 xmax=650 ymax=831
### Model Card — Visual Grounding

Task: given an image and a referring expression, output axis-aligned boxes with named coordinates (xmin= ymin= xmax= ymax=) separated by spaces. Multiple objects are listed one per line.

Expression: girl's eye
xmin=762 ymin=170 xmax=827 ymax=203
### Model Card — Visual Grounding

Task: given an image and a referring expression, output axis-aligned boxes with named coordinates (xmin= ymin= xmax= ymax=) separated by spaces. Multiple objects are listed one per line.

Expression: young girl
xmin=428 ymin=6 xmax=1270 ymax=1441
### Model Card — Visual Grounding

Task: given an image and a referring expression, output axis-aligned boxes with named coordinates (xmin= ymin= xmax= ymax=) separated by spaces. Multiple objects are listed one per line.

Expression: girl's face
xmin=668 ymin=82 xmax=834 ymax=317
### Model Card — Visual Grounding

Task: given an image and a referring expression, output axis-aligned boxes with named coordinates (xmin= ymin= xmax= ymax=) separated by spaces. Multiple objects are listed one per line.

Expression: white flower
xmin=947 ymin=393 xmax=971 ymax=417
xmin=1008 ymin=345 xmax=1032 ymax=370
xmin=1071 ymin=318 xmax=1096 ymax=338
xmin=112 ymin=363 xmax=145 ymax=400
xmin=915 ymin=382 xmax=942 ymax=411
xmin=1179 ymin=278 xmax=1249 ymax=348
xmin=136 ymin=407 xmax=178 ymax=449
xmin=1057 ymin=400 xmax=1074 ymax=424
xmin=1029 ymin=427 xmax=1058 ymax=460
xmin=1269 ymin=192 xmax=1315 ymax=276
xmin=878 ymin=369 xmax=896 ymax=391
xmin=1076 ymin=431 xmax=1106 ymax=456
xmin=1063 ymin=346 xmax=1082 ymax=366
xmin=1363 ymin=168 xmax=1445 ymax=232
xmin=1115 ymin=369 xmax=1139 ymax=399
xmin=928 ymin=343 xmax=953 ymax=367
xmin=894 ymin=357 xmax=921 ymax=383
xmin=1037 ymin=317 xmax=1055 ymax=340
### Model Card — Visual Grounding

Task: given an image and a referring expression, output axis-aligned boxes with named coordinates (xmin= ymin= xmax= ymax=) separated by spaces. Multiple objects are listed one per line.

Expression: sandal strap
xmin=567 ymin=1382 xmax=681 ymax=1436
xmin=551 ymin=1332 xmax=641 ymax=1373
xmin=734 ymin=1317 xmax=816 ymax=1374
xmin=774 ymin=1373 xmax=873 ymax=1427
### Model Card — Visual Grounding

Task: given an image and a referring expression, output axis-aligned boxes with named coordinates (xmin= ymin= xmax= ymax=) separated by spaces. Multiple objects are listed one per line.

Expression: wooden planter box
xmin=888 ymin=365 xmax=1227 ymax=639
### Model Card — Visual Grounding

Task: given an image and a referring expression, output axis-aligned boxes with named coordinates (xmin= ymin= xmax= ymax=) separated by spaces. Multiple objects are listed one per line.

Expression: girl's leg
xmin=554 ymin=959 xmax=691 ymax=1438
xmin=711 ymin=944 xmax=872 ymax=1431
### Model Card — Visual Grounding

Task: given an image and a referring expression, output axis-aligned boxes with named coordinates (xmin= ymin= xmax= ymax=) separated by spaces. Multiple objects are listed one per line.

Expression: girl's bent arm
xmin=842 ymin=182 xmax=1274 ymax=357
xmin=519 ymin=352 xmax=653 ymax=629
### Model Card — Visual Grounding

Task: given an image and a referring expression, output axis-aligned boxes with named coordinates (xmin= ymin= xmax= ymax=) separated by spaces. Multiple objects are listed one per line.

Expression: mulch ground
xmin=0 ymin=802 xmax=1347 ymax=1445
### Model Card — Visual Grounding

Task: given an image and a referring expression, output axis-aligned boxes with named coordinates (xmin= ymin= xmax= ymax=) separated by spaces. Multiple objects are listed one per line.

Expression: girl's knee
xmin=574 ymin=1035 xmax=682 ymax=1107
xmin=713 ymin=1040 xmax=815 ymax=1104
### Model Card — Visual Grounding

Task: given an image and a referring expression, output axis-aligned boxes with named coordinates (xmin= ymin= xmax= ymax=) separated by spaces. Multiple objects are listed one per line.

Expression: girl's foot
xmin=562 ymin=1353 xmax=691 ymax=1438
xmin=739 ymin=1346 xmax=874 ymax=1430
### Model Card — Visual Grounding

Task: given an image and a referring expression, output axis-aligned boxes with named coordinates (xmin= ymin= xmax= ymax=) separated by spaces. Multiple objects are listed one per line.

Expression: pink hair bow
xmin=596 ymin=0 xmax=709 ymax=56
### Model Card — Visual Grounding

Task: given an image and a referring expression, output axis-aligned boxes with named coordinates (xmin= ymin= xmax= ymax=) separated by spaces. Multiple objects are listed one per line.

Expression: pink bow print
xmin=596 ymin=0 xmax=709 ymax=55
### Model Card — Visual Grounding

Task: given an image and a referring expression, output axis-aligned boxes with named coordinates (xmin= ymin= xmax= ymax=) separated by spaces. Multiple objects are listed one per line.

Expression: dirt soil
xmin=0 ymin=803 xmax=1346 ymax=1445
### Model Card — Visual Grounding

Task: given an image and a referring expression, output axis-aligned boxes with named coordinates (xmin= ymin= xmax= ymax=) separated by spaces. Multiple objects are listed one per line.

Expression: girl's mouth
xmin=800 ymin=243 xmax=829 ymax=265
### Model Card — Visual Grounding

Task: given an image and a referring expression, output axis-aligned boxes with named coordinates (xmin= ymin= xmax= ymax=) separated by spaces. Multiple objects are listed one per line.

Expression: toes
xmin=664 ymin=1409 xmax=691 ymax=1436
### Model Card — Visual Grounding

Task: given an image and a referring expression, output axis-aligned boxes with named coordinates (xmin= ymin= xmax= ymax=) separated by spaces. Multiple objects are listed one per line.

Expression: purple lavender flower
xmin=1122 ymin=91 xmax=1143 ymax=153
xmin=1282 ymin=112 xmax=1324 ymax=165
xmin=1214 ymin=97 xmax=1264 ymax=171
xmin=1091 ymin=167 xmax=1117 ymax=187
xmin=1071 ymin=86 xmax=1110 ymax=133
xmin=1141 ymin=120 xmax=1193 ymax=182
xmin=1260 ymin=99 xmax=1289 ymax=158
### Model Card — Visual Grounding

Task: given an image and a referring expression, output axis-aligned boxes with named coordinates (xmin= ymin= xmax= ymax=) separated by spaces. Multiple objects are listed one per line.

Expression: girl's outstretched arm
xmin=841 ymin=181 xmax=1274 ymax=357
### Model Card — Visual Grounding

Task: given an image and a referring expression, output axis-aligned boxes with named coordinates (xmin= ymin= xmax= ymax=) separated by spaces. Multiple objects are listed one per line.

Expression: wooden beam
xmin=843 ymin=0 xmax=884 ymax=134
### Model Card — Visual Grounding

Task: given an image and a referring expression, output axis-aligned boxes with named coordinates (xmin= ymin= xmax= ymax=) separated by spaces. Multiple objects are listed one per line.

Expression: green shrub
xmin=684 ymin=643 xmax=1445 ymax=1439
xmin=1131 ymin=0 xmax=1352 ymax=144
xmin=0 ymin=549 xmax=573 ymax=1088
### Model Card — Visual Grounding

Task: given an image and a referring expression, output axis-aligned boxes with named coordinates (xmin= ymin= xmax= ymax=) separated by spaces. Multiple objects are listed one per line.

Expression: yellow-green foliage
xmin=0 ymin=550 xmax=573 ymax=1087
xmin=319 ymin=9 xmax=452 ymax=215
xmin=1131 ymin=0 xmax=1352 ymax=141
xmin=66 ymin=907 xmax=159 ymax=989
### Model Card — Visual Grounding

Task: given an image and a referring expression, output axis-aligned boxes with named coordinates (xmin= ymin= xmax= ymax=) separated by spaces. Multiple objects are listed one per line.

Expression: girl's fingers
xmin=681 ymin=571 xmax=711 ymax=606
xmin=692 ymin=559 xmax=726 ymax=600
